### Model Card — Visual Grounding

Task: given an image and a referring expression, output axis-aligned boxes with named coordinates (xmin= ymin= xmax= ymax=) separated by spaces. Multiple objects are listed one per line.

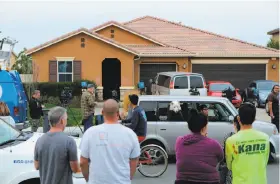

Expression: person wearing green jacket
xmin=225 ymin=103 xmax=270 ymax=184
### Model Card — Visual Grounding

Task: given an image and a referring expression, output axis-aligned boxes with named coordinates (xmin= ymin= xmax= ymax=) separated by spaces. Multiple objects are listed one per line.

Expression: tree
xmin=267 ymin=38 xmax=279 ymax=50
xmin=12 ymin=48 xmax=33 ymax=74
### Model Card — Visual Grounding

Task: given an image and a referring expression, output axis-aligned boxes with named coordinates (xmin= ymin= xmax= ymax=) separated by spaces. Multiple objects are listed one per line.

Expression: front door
xmin=102 ymin=58 xmax=121 ymax=100
xmin=156 ymin=101 xmax=193 ymax=155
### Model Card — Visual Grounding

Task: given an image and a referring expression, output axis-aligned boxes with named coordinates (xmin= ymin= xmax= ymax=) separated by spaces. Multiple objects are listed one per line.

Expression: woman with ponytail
xmin=175 ymin=109 xmax=223 ymax=184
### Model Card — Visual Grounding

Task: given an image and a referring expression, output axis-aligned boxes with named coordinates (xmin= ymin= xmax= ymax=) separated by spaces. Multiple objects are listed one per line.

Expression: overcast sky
xmin=0 ymin=0 xmax=279 ymax=53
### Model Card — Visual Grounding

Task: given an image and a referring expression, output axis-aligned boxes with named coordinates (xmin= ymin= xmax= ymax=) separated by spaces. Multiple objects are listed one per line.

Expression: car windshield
xmin=0 ymin=118 xmax=21 ymax=145
xmin=210 ymin=83 xmax=235 ymax=91
xmin=257 ymin=82 xmax=277 ymax=90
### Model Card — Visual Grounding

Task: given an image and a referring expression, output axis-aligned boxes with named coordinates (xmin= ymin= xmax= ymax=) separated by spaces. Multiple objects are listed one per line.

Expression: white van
xmin=152 ymin=72 xmax=207 ymax=96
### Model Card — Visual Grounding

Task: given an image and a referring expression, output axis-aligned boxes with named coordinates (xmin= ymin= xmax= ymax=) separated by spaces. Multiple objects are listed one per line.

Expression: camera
xmin=60 ymin=87 xmax=73 ymax=105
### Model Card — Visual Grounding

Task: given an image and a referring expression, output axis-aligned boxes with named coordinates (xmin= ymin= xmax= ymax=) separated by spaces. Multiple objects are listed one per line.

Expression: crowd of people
xmin=0 ymin=83 xmax=278 ymax=184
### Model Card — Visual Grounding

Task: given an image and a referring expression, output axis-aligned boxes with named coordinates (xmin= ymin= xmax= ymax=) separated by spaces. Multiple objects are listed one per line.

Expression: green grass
xmin=44 ymin=104 xmax=83 ymax=126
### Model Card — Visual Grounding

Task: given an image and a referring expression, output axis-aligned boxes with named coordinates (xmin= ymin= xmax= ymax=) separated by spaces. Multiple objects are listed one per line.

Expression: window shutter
xmin=73 ymin=60 xmax=82 ymax=81
xmin=49 ymin=60 xmax=57 ymax=82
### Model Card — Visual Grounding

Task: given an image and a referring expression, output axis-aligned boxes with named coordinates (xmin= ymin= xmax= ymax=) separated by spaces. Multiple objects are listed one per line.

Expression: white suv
xmin=152 ymin=72 xmax=207 ymax=96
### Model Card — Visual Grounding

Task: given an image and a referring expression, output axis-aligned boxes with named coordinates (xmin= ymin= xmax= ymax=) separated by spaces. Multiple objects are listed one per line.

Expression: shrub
xmin=24 ymin=79 xmax=97 ymax=98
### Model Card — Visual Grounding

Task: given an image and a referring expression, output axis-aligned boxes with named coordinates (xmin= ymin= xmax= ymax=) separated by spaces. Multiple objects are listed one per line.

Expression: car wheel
xmin=269 ymin=143 xmax=276 ymax=163
xmin=19 ymin=178 xmax=40 ymax=184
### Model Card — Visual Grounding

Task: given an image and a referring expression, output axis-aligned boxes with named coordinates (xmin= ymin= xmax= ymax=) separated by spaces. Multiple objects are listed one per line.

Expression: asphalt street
xmin=131 ymin=161 xmax=279 ymax=184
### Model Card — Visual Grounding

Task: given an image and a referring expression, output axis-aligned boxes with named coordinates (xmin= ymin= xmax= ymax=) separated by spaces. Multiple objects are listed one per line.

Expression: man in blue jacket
xmin=122 ymin=94 xmax=147 ymax=142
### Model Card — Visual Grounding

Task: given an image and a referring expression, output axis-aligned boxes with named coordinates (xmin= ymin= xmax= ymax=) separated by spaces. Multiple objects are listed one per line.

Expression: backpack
xmin=265 ymin=99 xmax=270 ymax=115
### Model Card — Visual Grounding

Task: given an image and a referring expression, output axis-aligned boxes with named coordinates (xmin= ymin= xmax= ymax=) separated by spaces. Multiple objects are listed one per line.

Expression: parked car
xmin=0 ymin=120 xmax=85 ymax=184
xmin=243 ymin=80 xmax=278 ymax=107
xmin=206 ymin=81 xmax=242 ymax=108
xmin=151 ymin=72 xmax=207 ymax=96
xmin=0 ymin=68 xmax=28 ymax=130
xmin=138 ymin=95 xmax=279 ymax=162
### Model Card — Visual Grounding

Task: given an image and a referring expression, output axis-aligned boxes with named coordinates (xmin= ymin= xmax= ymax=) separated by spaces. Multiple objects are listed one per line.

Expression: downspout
xmin=133 ymin=55 xmax=141 ymax=89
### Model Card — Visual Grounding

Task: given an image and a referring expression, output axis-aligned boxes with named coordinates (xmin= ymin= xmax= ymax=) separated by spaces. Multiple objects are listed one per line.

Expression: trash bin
xmin=42 ymin=108 xmax=50 ymax=133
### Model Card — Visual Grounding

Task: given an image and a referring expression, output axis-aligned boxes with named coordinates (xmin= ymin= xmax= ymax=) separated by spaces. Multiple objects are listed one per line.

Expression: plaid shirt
xmin=81 ymin=91 xmax=96 ymax=119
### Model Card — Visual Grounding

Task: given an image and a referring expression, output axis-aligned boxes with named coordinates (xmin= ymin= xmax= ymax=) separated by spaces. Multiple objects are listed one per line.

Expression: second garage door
xmin=192 ymin=64 xmax=266 ymax=89
xmin=140 ymin=63 xmax=177 ymax=85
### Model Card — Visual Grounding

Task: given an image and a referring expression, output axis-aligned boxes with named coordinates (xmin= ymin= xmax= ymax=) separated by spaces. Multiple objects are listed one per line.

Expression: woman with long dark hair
xmin=175 ymin=109 xmax=223 ymax=184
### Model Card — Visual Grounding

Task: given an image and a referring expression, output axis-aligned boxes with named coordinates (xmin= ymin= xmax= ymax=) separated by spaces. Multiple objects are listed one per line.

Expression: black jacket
xmin=29 ymin=97 xmax=43 ymax=119
xmin=122 ymin=106 xmax=147 ymax=137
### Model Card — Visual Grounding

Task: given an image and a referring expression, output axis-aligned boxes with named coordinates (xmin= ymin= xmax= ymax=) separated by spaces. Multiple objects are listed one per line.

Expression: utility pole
xmin=0 ymin=31 xmax=18 ymax=68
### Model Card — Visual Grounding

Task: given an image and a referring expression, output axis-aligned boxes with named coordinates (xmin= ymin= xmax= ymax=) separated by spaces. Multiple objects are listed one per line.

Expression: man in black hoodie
xmin=29 ymin=90 xmax=44 ymax=132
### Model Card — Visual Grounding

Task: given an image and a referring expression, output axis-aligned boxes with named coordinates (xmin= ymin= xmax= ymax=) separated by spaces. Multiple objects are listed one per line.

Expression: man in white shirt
xmin=80 ymin=99 xmax=141 ymax=184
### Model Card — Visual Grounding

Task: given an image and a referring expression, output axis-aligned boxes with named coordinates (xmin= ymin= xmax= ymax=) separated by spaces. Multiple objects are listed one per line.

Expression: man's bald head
xmin=103 ymin=99 xmax=119 ymax=120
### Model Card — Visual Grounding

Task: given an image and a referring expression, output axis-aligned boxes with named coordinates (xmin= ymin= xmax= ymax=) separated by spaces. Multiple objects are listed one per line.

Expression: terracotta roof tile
xmin=124 ymin=16 xmax=279 ymax=57
xmin=125 ymin=44 xmax=195 ymax=57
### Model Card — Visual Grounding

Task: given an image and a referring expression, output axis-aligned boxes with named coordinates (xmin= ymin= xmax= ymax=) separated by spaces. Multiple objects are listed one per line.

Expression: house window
xmin=111 ymin=29 xmax=114 ymax=33
xmin=57 ymin=61 xmax=73 ymax=82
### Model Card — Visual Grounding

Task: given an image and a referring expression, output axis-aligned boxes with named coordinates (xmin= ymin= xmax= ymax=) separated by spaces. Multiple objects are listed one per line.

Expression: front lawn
xmin=44 ymin=104 xmax=83 ymax=126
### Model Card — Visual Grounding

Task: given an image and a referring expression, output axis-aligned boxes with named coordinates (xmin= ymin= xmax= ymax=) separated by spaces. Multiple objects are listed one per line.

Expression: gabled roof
xmin=124 ymin=16 xmax=279 ymax=57
xmin=26 ymin=28 xmax=139 ymax=55
xmin=90 ymin=21 xmax=167 ymax=46
xmin=267 ymin=28 xmax=279 ymax=35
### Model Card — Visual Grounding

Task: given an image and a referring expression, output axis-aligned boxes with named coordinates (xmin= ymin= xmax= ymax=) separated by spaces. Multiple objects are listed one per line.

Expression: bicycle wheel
xmin=137 ymin=144 xmax=168 ymax=177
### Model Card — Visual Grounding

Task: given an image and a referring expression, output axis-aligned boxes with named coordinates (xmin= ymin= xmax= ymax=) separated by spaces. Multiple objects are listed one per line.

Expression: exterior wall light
xmin=183 ymin=63 xmax=187 ymax=69
xmin=272 ymin=64 xmax=276 ymax=69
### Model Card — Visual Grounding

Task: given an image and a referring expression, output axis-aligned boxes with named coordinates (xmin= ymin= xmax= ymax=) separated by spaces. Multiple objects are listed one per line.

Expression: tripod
xmin=61 ymin=101 xmax=84 ymax=135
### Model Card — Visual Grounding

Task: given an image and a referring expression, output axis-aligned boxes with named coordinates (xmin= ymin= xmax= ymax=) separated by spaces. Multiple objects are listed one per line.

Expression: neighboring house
xmin=26 ymin=16 xmax=280 ymax=101
xmin=268 ymin=28 xmax=279 ymax=42
xmin=0 ymin=51 xmax=16 ymax=68
xmin=10 ymin=52 xmax=17 ymax=68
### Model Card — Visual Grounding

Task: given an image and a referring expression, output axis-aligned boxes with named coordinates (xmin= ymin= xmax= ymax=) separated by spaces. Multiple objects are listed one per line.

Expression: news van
xmin=0 ymin=67 xmax=28 ymax=129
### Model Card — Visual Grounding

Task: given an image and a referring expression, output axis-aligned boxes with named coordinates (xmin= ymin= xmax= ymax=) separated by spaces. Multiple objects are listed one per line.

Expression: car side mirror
xmin=229 ymin=115 xmax=234 ymax=122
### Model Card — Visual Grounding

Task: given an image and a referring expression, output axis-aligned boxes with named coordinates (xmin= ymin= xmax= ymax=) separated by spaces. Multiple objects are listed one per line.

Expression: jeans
xmin=272 ymin=114 xmax=279 ymax=132
xmin=83 ymin=114 xmax=93 ymax=132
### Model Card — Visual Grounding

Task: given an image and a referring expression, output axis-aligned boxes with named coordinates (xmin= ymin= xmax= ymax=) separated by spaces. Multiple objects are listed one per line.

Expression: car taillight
xmin=169 ymin=81 xmax=174 ymax=89
xmin=14 ymin=107 xmax=19 ymax=116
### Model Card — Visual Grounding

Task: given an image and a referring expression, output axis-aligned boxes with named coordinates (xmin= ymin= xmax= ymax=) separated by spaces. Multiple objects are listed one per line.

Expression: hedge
xmin=23 ymin=79 xmax=97 ymax=100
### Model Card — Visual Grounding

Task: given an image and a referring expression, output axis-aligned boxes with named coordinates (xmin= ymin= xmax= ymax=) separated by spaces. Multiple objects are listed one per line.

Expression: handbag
xmin=218 ymin=163 xmax=228 ymax=184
